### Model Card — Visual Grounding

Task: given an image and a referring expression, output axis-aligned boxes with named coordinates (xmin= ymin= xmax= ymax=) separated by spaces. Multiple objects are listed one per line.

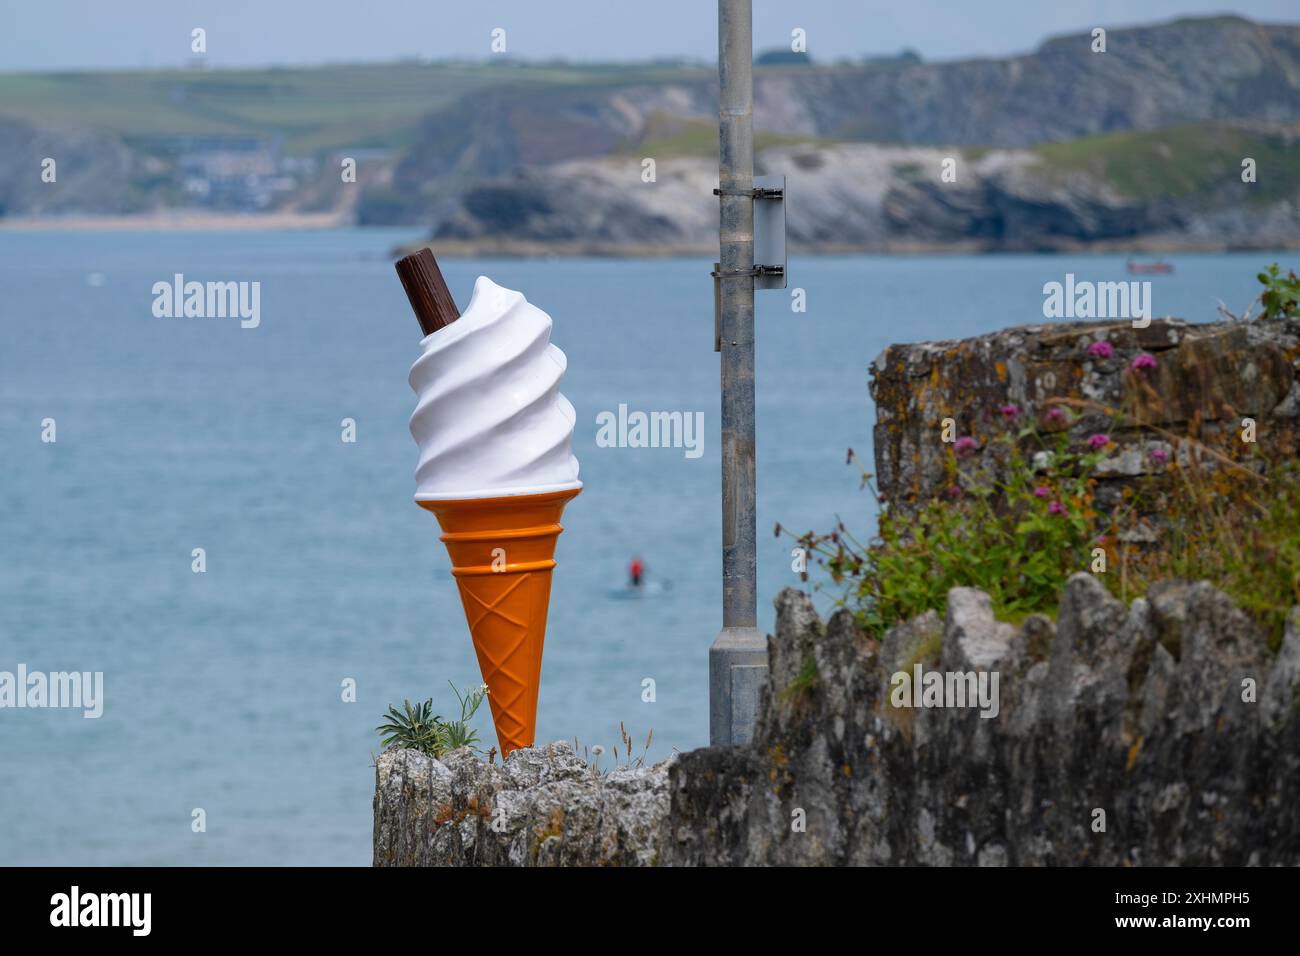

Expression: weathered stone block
xmin=869 ymin=315 xmax=1300 ymax=520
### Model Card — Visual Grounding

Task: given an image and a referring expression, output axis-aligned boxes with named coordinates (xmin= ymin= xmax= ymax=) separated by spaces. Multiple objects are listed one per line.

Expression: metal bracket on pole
xmin=713 ymin=261 xmax=722 ymax=352
xmin=711 ymin=178 xmax=785 ymax=289
xmin=711 ymin=176 xmax=787 ymax=351
xmin=751 ymin=174 xmax=787 ymax=291
xmin=712 ymin=185 xmax=784 ymax=199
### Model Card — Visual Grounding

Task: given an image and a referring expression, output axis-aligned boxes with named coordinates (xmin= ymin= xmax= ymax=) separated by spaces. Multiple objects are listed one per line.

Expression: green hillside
xmin=0 ymin=60 xmax=708 ymax=154
xmin=1032 ymin=123 xmax=1300 ymax=201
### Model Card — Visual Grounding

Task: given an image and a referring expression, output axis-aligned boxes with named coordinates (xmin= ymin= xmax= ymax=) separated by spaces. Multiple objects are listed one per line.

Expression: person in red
xmin=628 ymin=555 xmax=645 ymax=588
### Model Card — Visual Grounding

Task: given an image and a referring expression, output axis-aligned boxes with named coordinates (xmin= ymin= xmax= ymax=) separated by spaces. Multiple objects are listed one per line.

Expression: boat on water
xmin=1126 ymin=259 xmax=1174 ymax=275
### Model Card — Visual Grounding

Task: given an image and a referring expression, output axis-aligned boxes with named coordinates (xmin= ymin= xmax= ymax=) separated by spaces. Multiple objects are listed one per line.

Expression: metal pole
xmin=710 ymin=0 xmax=766 ymax=746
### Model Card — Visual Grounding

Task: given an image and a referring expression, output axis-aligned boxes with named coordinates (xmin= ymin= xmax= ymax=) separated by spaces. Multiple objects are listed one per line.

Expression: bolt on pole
xmin=710 ymin=0 xmax=767 ymax=747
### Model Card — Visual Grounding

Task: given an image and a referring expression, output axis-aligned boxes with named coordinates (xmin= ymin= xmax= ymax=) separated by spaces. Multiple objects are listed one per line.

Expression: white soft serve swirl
xmin=408 ymin=276 xmax=581 ymax=500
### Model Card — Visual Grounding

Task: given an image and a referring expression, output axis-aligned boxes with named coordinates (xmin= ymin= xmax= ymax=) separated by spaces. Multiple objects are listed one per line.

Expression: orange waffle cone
xmin=418 ymin=487 xmax=580 ymax=756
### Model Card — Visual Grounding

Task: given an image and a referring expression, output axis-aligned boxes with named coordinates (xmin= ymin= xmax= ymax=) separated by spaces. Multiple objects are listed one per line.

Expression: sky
xmin=1 ymin=0 xmax=1296 ymax=72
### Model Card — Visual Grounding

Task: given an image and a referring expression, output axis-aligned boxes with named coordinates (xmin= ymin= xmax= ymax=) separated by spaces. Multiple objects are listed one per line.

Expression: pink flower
xmin=1095 ymin=535 xmax=1106 ymax=546
xmin=1049 ymin=501 xmax=1066 ymax=515
xmin=1087 ymin=340 xmax=1114 ymax=359
xmin=1149 ymin=448 xmax=1169 ymax=464
xmin=1088 ymin=433 xmax=1110 ymax=450
xmin=953 ymin=436 xmax=978 ymax=459
xmin=1000 ymin=404 xmax=1021 ymax=420
xmin=1046 ymin=406 xmax=1066 ymax=423
xmin=1033 ymin=486 xmax=1052 ymax=498
xmin=946 ymin=485 xmax=963 ymax=499
xmin=1131 ymin=352 xmax=1158 ymax=372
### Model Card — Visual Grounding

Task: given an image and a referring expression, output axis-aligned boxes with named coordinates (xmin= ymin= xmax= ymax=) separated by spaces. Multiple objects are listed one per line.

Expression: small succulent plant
xmin=377 ymin=682 xmax=488 ymax=758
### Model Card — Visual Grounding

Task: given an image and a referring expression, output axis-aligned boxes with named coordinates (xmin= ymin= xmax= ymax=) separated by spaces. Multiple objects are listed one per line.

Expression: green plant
xmin=1052 ymin=385 xmax=1297 ymax=649
xmin=1258 ymin=263 xmax=1300 ymax=320
xmin=792 ymin=400 xmax=1298 ymax=649
xmin=376 ymin=681 xmax=488 ymax=758
xmin=781 ymin=654 xmax=820 ymax=702
xmin=441 ymin=681 xmax=488 ymax=751
xmin=789 ymin=420 xmax=1107 ymax=634
xmin=1220 ymin=263 xmax=1300 ymax=322
xmin=792 ymin=265 xmax=1300 ymax=647
xmin=376 ymin=697 xmax=442 ymax=755
xmin=1114 ymin=458 xmax=1300 ymax=651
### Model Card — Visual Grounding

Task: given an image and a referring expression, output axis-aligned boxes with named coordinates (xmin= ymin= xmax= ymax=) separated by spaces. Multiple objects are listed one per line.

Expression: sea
xmin=0 ymin=228 xmax=1290 ymax=864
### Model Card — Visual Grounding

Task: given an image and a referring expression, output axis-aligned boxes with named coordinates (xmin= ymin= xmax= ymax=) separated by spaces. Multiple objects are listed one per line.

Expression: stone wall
xmin=667 ymin=579 xmax=1300 ymax=865
xmin=869 ymin=315 xmax=1300 ymax=522
xmin=373 ymin=741 xmax=669 ymax=866
xmin=374 ymin=578 xmax=1300 ymax=866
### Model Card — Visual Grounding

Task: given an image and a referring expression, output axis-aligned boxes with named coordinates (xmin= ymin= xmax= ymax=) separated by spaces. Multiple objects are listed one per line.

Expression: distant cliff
xmin=415 ymin=123 xmax=1300 ymax=254
xmin=0 ymin=119 xmax=146 ymax=217
xmin=380 ymin=15 xmax=1300 ymax=242
xmin=4 ymin=14 xmax=1300 ymax=246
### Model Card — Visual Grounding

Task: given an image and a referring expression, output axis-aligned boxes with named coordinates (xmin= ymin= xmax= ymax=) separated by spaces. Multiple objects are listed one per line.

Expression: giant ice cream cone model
xmin=397 ymin=251 xmax=580 ymax=757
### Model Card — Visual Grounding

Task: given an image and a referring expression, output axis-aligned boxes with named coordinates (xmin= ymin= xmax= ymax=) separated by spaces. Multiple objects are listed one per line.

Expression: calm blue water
xmin=0 ymin=229 xmax=1290 ymax=864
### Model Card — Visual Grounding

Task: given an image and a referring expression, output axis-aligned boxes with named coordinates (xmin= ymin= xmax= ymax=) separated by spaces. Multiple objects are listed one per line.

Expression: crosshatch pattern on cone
xmin=418 ymin=488 xmax=580 ymax=755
